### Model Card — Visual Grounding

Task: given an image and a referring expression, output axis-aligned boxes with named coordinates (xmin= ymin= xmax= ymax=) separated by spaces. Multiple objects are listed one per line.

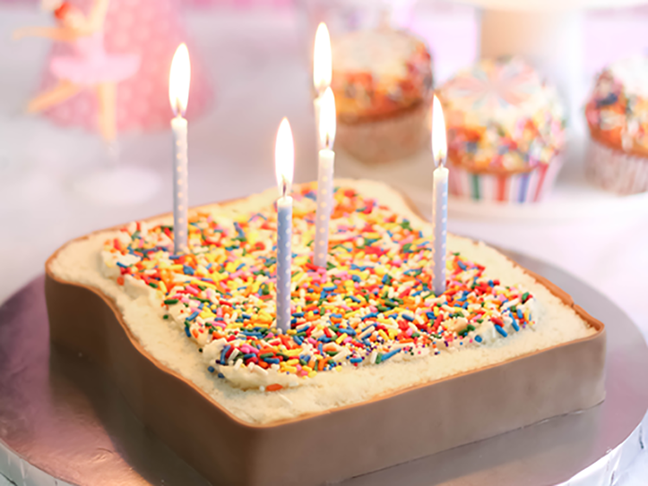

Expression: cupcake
xmin=331 ymin=28 xmax=433 ymax=163
xmin=585 ymin=55 xmax=648 ymax=195
xmin=438 ymin=56 xmax=566 ymax=203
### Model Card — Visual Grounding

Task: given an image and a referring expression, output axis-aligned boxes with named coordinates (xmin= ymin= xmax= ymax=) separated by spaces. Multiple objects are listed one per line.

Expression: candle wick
xmin=173 ymin=100 xmax=185 ymax=118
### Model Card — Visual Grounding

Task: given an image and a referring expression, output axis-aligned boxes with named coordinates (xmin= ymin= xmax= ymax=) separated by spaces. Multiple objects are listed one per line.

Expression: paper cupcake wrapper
xmin=448 ymin=156 xmax=563 ymax=204
xmin=336 ymin=102 xmax=431 ymax=164
xmin=585 ymin=139 xmax=648 ymax=195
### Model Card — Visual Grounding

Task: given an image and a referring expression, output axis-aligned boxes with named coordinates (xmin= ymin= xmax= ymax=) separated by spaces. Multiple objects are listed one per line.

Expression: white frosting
xmin=49 ymin=179 xmax=596 ymax=425
xmin=610 ymin=55 xmax=648 ymax=99
xmin=440 ymin=57 xmax=565 ymax=136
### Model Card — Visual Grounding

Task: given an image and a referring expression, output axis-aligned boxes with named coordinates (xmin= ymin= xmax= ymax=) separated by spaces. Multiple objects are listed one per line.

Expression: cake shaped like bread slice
xmin=45 ymin=179 xmax=605 ymax=486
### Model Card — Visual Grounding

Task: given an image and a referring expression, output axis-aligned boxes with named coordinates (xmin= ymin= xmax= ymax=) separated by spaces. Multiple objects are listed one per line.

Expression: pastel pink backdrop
xmin=185 ymin=0 xmax=291 ymax=6
xmin=1 ymin=0 xmax=292 ymax=7
xmin=39 ymin=0 xmax=213 ymax=135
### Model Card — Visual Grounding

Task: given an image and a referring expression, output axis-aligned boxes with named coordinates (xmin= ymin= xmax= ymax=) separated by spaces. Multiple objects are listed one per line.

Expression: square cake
xmin=45 ymin=179 xmax=605 ymax=485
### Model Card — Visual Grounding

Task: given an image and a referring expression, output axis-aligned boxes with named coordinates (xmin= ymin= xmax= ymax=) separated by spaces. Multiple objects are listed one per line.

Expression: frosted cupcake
xmin=438 ymin=57 xmax=566 ymax=203
xmin=585 ymin=56 xmax=648 ymax=195
xmin=331 ymin=28 xmax=433 ymax=163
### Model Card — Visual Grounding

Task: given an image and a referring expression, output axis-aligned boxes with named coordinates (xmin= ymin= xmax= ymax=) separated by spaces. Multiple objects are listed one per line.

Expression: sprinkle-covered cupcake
xmin=585 ymin=55 xmax=648 ymax=194
xmin=331 ymin=28 xmax=433 ymax=163
xmin=438 ymin=57 xmax=566 ymax=203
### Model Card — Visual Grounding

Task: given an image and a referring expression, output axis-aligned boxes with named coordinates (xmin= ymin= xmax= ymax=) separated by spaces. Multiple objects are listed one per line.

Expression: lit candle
xmin=169 ymin=43 xmax=191 ymax=254
xmin=313 ymin=22 xmax=331 ymax=149
xmin=431 ymin=95 xmax=448 ymax=296
xmin=314 ymin=87 xmax=336 ymax=268
xmin=275 ymin=118 xmax=295 ymax=333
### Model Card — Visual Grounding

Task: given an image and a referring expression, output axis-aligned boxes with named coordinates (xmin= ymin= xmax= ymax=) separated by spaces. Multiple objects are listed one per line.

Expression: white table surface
xmin=0 ymin=4 xmax=647 ymax=485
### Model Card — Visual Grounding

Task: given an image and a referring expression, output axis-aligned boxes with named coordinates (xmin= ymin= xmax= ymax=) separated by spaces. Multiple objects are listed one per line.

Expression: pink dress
xmin=50 ymin=31 xmax=139 ymax=85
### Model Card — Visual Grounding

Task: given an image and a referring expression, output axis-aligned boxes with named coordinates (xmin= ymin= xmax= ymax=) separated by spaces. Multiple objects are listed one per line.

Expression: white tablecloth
xmin=0 ymin=5 xmax=647 ymax=485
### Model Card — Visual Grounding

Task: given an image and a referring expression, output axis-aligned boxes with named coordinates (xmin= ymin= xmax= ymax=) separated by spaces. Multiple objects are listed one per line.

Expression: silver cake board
xmin=1 ymin=250 xmax=647 ymax=486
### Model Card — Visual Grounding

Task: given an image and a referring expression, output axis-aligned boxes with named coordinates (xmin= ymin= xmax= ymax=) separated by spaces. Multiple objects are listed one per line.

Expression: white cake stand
xmin=71 ymin=141 xmax=162 ymax=206
xmin=72 ymin=166 xmax=162 ymax=206
xmin=335 ymin=141 xmax=648 ymax=222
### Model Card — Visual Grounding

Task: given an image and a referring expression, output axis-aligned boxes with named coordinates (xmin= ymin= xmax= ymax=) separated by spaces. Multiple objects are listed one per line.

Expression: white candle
xmin=275 ymin=118 xmax=295 ymax=333
xmin=169 ymin=44 xmax=191 ymax=254
xmin=314 ymin=87 xmax=336 ymax=268
xmin=276 ymin=196 xmax=293 ymax=333
xmin=431 ymin=95 xmax=448 ymax=296
xmin=171 ymin=116 xmax=188 ymax=254
xmin=313 ymin=22 xmax=331 ymax=150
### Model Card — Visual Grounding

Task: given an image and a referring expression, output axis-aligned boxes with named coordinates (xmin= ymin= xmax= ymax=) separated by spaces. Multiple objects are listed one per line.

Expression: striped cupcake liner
xmin=585 ymin=139 xmax=648 ymax=195
xmin=448 ymin=156 xmax=563 ymax=204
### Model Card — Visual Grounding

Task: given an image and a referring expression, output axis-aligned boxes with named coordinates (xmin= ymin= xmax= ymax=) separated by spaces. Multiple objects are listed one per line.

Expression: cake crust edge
xmin=44 ymin=188 xmax=606 ymax=486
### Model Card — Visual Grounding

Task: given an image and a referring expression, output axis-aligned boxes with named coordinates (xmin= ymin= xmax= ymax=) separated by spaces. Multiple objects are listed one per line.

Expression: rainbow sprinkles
xmin=101 ymin=183 xmax=537 ymax=391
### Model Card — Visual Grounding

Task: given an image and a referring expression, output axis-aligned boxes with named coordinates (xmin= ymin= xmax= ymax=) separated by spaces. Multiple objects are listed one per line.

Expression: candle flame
xmin=318 ymin=87 xmax=336 ymax=150
xmin=313 ymin=23 xmax=331 ymax=94
xmin=275 ymin=118 xmax=294 ymax=197
xmin=169 ymin=43 xmax=191 ymax=116
xmin=432 ymin=95 xmax=447 ymax=167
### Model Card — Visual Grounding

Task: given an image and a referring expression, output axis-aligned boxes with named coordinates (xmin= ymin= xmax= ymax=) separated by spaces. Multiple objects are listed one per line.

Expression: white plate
xmin=335 ymin=143 xmax=648 ymax=223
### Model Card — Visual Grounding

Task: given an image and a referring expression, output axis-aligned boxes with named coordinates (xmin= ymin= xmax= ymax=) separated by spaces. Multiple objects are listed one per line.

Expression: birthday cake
xmin=45 ymin=180 xmax=605 ymax=486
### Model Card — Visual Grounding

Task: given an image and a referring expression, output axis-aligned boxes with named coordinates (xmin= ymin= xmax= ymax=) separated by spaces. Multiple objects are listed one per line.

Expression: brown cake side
xmin=45 ymin=224 xmax=605 ymax=486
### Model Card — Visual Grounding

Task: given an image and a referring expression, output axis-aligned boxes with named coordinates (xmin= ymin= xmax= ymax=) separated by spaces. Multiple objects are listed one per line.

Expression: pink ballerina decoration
xmin=15 ymin=0 xmax=212 ymax=140
xmin=14 ymin=0 xmax=139 ymax=142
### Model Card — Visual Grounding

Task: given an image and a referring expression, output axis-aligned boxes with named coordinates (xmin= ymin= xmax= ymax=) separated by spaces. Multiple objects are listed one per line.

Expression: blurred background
xmin=0 ymin=0 xmax=647 ymax=483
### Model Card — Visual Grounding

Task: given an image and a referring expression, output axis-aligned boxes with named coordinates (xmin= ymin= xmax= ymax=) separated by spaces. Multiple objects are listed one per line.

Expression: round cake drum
xmin=0 ymin=250 xmax=647 ymax=485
